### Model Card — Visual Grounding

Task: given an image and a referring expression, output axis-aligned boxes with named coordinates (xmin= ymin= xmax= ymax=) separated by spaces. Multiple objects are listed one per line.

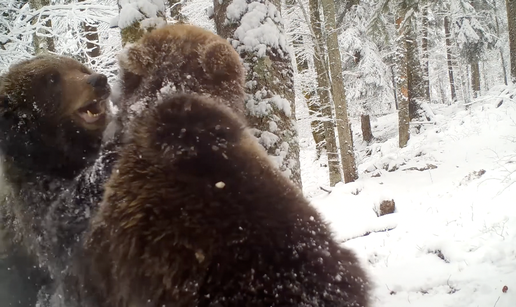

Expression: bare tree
xmin=320 ymin=0 xmax=358 ymax=183
xmin=213 ymin=0 xmax=302 ymax=187
xmin=507 ymin=0 xmax=516 ymax=83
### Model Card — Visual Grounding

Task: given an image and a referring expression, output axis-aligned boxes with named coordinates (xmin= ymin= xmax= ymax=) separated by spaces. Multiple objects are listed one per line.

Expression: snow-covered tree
xmin=115 ymin=0 xmax=166 ymax=45
xmin=320 ymin=0 xmax=358 ymax=183
xmin=213 ymin=0 xmax=302 ymax=187
xmin=507 ymin=0 xmax=516 ymax=82
xmin=453 ymin=0 xmax=497 ymax=98
xmin=339 ymin=2 xmax=391 ymax=118
xmin=29 ymin=0 xmax=55 ymax=53
xmin=0 ymin=0 xmax=121 ymax=80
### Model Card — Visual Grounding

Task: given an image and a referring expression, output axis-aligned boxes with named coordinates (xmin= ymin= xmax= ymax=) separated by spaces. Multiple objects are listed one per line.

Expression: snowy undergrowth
xmin=298 ymin=85 xmax=516 ymax=306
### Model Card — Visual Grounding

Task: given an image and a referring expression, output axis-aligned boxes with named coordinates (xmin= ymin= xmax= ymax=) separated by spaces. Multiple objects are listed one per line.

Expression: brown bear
xmin=0 ymin=54 xmax=114 ymax=305
xmin=112 ymin=23 xmax=246 ymax=127
xmin=81 ymin=92 xmax=371 ymax=307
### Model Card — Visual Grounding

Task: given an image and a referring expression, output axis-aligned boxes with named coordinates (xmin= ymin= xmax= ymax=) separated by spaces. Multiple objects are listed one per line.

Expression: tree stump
xmin=361 ymin=114 xmax=373 ymax=143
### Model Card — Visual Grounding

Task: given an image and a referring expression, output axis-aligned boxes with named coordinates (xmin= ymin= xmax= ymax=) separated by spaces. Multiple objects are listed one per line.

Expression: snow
xmin=297 ymin=84 xmax=516 ymax=306
xmin=117 ymin=0 xmax=166 ymax=29
xmin=226 ymin=0 xmax=288 ymax=57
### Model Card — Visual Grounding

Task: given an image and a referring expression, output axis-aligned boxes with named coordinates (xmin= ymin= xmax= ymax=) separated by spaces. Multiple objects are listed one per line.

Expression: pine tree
xmin=213 ymin=0 xmax=303 ymax=187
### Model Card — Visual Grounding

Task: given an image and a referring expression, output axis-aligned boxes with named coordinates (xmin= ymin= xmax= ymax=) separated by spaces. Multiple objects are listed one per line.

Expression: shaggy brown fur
xmin=0 ymin=54 xmax=113 ymax=306
xmin=0 ymin=55 xmax=110 ymax=179
xmin=114 ymin=23 xmax=246 ymax=125
xmin=82 ymin=93 xmax=370 ymax=307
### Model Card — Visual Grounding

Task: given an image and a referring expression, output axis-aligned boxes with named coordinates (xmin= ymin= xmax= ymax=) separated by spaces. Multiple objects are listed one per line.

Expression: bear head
xmin=113 ymin=24 xmax=246 ymax=124
xmin=0 ymin=55 xmax=111 ymax=179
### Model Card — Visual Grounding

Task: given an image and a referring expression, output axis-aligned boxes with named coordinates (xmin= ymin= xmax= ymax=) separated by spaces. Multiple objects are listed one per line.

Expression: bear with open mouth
xmin=0 ymin=54 xmax=116 ymax=305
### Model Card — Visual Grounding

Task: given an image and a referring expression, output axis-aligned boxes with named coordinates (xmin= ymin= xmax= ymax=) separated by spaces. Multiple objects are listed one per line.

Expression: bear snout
xmin=87 ymin=73 xmax=108 ymax=90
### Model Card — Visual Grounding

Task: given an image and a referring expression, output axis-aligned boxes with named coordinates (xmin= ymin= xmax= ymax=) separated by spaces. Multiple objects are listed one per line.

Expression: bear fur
xmin=82 ymin=92 xmax=370 ymax=307
xmin=0 ymin=54 xmax=115 ymax=305
xmin=113 ymin=23 xmax=246 ymax=126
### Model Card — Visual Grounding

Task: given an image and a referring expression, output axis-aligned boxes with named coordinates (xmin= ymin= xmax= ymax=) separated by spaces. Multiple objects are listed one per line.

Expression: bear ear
xmin=202 ymin=42 xmax=244 ymax=82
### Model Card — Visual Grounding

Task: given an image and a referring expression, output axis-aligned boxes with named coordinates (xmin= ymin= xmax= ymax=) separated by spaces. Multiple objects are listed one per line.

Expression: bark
xmin=396 ymin=13 xmax=410 ymax=148
xmin=308 ymin=0 xmax=341 ymax=186
xmin=30 ymin=0 xmax=55 ymax=53
xmin=405 ymin=16 xmax=425 ymax=120
xmin=494 ymin=1 xmax=508 ymax=85
xmin=507 ymin=0 xmax=516 ymax=83
xmin=118 ymin=0 xmax=166 ymax=46
xmin=391 ymin=65 xmax=398 ymax=109
xmin=79 ymin=0 xmax=101 ymax=58
xmin=214 ymin=0 xmax=302 ymax=188
xmin=360 ymin=114 xmax=373 ymax=143
xmin=471 ymin=60 xmax=480 ymax=98
xmin=168 ymin=0 xmax=187 ymax=22
xmin=320 ymin=0 xmax=358 ymax=183
xmin=444 ymin=15 xmax=457 ymax=102
xmin=421 ymin=2 xmax=430 ymax=101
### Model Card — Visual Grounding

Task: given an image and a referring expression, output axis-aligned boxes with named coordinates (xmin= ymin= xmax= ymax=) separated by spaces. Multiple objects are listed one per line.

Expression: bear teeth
xmin=86 ymin=110 xmax=101 ymax=117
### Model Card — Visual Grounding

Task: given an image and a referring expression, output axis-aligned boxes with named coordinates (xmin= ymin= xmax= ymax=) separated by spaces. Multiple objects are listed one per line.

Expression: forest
xmin=1 ymin=0 xmax=516 ymax=306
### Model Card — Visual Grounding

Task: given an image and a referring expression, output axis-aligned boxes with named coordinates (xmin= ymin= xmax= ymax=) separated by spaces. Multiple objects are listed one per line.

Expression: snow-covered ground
xmin=298 ymin=85 xmax=516 ymax=307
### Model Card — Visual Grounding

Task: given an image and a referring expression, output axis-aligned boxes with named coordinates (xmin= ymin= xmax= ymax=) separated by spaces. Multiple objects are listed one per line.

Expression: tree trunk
xmin=396 ymin=12 xmax=410 ymax=148
xmin=421 ymin=2 xmax=430 ymax=101
xmin=361 ymin=114 xmax=373 ymax=143
xmin=308 ymin=0 xmax=341 ymax=186
xmin=79 ymin=0 xmax=101 ymax=59
xmin=168 ymin=0 xmax=187 ymax=22
xmin=444 ymin=15 xmax=457 ymax=102
xmin=30 ymin=0 xmax=55 ymax=53
xmin=320 ymin=0 xmax=358 ymax=183
xmin=118 ymin=0 xmax=166 ymax=46
xmin=507 ymin=0 xmax=516 ymax=83
xmin=471 ymin=60 xmax=480 ymax=98
xmin=214 ymin=0 xmax=302 ymax=188
xmin=391 ymin=65 xmax=399 ymax=109
xmin=494 ymin=1 xmax=508 ymax=85
xmin=405 ymin=15 xmax=425 ymax=120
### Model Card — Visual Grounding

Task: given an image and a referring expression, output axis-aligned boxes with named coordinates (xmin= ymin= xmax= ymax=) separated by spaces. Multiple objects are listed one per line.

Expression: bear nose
xmin=87 ymin=73 xmax=108 ymax=89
